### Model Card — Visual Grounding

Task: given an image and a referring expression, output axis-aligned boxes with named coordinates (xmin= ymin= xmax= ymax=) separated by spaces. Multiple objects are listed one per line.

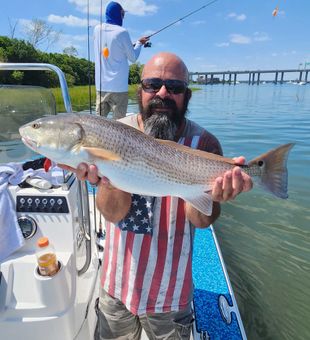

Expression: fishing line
xmin=99 ymin=0 xmax=103 ymax=115
xmin=86 ymin=0 xmax=99 ymax=239
xmin=147 ymin=0 xmax=220 ymax=39
xmin=87 ymin=0 xmax=92 ymax=114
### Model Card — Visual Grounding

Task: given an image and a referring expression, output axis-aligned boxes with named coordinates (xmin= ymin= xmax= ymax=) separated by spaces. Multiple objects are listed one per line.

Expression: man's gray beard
xmin=143 ymin=113 xmax=178 ymax=141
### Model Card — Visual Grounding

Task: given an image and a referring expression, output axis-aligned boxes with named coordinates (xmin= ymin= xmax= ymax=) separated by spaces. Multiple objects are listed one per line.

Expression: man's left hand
xmin=212 ymin=156 xmax=253 ymax=202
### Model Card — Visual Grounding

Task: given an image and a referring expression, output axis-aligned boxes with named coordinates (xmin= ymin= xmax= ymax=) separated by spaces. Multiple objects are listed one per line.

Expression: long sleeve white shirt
xmin=94 ymin=23 xmax=142 ymax=92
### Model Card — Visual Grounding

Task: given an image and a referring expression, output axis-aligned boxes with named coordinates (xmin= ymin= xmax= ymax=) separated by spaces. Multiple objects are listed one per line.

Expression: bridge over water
xmin=189 ymin=69 xmax=310 ymax=85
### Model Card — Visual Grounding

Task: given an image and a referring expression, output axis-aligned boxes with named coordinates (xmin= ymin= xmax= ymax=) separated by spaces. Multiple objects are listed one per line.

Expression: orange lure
xmin=102 ymin=46 xmax=109 ymax=58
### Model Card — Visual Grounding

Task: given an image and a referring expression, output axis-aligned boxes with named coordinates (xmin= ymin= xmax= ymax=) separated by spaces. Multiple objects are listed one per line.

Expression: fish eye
xmin=32 ymin=123 xmax=40 ymax=129
xmin=258 ymin=160 xmax=264 ymax=167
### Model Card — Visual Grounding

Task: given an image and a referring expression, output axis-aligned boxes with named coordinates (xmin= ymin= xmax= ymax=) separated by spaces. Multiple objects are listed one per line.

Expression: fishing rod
xmin=86 ymin=0 xmax=92 ymax=114
xmin=144 ymin=0 xmax=219 ymax=47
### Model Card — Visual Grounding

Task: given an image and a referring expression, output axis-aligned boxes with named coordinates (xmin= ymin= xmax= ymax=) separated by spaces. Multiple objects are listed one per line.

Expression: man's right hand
xmin=139 ymin=36 xmax=150 ymax=45
xmin=59 ymin=163 xmax=110 ymax=188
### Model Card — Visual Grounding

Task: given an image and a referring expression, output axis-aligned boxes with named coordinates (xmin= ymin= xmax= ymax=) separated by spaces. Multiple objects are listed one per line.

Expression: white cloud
xmin=68 ymin=0 xmax=158 ymax=16
xmin=227 ymin=12 xmax=236 ymax=18
xmin=55 ymin=33 xmax=88 ymax=53
xmin=253 ymin=32 xmax=271 ymax=42
xmin=18 ymin=19 xmax=88 ymax=54
xmin=282 ymin=50 xmax=298 ymax=56
xmin=191 ymin=20 xmax=206 ymax=26
xmin=272 ymin=50 xmax=297 ymax=58
xmin=216 ymin=42 xmax=229 ymax=47
xmin=19 ymin=18 xmax=32 ymax=30
xmin=190 ymin=64 xmax=217 ymax=72
xmin=230 ymin=34 xmax=251 ymax=44
xmin=48 ymin=14 xmax=99 ymax=27
xmin=203 ymin=64 xmax=217 ymax=69
xmin=227 ymin=12 xmax=246 ymax=21
xmin=59 ymin=33 xmax=87 ymax=45
xmin=277 ymin=10 xmax=286 ymax=17
xmin=143 ymin=29 xmax=156 ymax=36
xmin=217 ymin=32 xmax=269 ymax=48
xmin=154 ymin=41 xmax=168 ymax=48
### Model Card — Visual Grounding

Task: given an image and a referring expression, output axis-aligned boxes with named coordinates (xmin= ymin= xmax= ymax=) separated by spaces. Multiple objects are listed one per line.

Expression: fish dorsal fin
xmin=83 ymin=146 xmax=121 ymax=161
xmin=155 ymin=139 xmax=235 ymax=164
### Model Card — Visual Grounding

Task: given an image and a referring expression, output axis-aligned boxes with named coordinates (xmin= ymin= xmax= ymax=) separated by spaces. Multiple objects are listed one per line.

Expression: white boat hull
xmin=0 ymin=180 xmax=101 ymax=340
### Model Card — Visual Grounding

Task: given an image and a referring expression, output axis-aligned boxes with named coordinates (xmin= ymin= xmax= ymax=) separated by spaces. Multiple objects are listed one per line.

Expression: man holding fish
xmin=21 ymin=52 xmax=294 ymax=338
xmin=73 ymin=52 xmax=252 ymax=339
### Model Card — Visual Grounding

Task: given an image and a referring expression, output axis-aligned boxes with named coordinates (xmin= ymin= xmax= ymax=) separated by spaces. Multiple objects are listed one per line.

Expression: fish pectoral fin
xmin=83 ymin=147 xmax=121 ymax=161
xmin=182 ymin=192 xmax=213 ymax=216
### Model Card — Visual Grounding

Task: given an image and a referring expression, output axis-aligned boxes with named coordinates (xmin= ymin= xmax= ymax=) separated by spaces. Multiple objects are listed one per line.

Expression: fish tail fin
xmin=248 ymin=143 xmax=294 ymax=199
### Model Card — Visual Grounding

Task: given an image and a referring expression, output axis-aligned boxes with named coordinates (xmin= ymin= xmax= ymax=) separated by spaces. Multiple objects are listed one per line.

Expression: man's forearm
xmin=96 ymin=185 xmax=132 ymax=223
xmin=185 ymin=202 xmax=221 ymax=228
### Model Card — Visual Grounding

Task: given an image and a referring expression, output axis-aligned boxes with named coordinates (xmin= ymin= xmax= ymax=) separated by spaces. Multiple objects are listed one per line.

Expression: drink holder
xmin=35 ymin=261 xmax=61 ymax=277
xmin=34 ymin=260 xmax=73 ymax=314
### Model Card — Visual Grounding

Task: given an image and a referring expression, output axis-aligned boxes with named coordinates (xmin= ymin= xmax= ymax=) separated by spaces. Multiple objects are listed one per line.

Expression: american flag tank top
xmin=100 ymin=134 xmax=204 ymax=315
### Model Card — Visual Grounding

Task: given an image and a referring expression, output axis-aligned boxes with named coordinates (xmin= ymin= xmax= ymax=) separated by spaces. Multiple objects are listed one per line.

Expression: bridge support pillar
xmin=275 ymin=72 xmax=278 ymax=84
xmin=251 ymin=72 xmax=255 ymax=85
xmin=234 ymin=73 xmax=237 ymax=85
xmin=257 ymin=73 xmax=260 ymax=85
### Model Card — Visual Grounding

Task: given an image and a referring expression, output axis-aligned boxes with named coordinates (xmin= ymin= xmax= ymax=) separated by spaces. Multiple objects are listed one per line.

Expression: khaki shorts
xmin=96 ymin=91 xmax=128 ymax=119
xmin=94 ymin=288 xmax=194 ymax=340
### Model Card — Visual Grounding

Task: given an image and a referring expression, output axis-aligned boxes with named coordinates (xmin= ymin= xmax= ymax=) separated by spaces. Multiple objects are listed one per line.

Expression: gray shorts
xmin=94 ymin=288 xmax=194 ymax=340
xmin=96 ymin=91 xmax=128 ymax=119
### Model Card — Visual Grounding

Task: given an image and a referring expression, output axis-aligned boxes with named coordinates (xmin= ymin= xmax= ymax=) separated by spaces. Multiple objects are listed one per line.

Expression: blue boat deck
xmin=192 ymin=226 xmax=246 ymax=339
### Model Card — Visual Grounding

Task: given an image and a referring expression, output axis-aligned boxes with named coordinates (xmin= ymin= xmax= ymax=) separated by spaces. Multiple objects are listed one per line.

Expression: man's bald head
xmin=142 ymin=52 xmax=189 ymax=83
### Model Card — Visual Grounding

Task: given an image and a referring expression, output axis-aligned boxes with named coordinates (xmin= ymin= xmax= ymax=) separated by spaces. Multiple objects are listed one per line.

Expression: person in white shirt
xmin=94 ymin=1 xmax=149 ymax=119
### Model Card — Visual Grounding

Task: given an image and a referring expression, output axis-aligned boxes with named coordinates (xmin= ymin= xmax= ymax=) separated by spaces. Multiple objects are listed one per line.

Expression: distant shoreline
xmin=51 ymin=84 xmax=200 ymax=113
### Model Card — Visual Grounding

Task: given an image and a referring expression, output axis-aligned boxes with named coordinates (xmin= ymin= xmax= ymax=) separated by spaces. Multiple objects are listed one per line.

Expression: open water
xmin=129 ymin=83 xmax=310 ymax=340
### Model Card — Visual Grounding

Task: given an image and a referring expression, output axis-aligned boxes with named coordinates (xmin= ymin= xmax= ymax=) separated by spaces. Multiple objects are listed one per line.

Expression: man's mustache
xmin=148 ymin=97 xmax=177 ymax=111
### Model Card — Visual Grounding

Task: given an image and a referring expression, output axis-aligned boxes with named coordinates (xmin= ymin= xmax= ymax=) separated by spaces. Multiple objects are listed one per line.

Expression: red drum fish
xmin=19 ymin=113 xmax=294 ymax=215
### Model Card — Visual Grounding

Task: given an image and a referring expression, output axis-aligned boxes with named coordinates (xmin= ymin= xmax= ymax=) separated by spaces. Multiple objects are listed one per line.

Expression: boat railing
xmin=0 ymin=62 xmax=94 ymax=276
xmin=0 ymin=63 xmax=72 ymax=113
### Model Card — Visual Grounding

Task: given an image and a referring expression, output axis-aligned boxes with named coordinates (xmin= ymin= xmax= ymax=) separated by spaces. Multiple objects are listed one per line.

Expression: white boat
xmin=0 ymin=63 xmax=247 ymax=339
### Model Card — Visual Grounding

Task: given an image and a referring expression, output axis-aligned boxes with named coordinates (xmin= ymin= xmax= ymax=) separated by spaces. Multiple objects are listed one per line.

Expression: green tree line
xmin=0 ymin=36 xmax=144 ymax=88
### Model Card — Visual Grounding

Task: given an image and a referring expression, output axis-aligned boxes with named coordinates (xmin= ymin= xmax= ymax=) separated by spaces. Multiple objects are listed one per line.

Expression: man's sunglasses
xmin=141 ymin=78 xmax=188 ymax=95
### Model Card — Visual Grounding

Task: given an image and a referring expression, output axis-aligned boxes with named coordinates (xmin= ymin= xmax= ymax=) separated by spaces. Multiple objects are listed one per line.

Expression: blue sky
xmin=1 ymin=0 xmax=310 ymax=73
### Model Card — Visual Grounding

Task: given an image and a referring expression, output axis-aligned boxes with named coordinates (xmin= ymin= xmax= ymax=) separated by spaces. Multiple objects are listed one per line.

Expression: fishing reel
xmin=144 ymin=42 xmax=152 ymax=48
xmin=133 ymin=41 xmax=152 ymax=48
